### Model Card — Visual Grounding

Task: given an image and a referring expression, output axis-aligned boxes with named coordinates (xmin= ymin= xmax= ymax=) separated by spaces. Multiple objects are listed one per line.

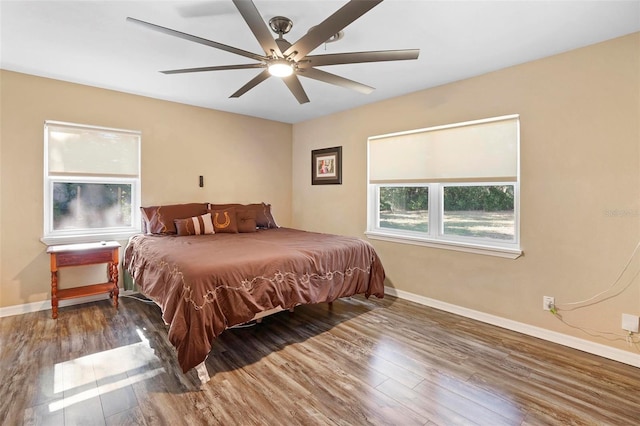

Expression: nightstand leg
xmin=109 ymin=262 xmax=119 ymax=308
xmin=51 ymin=271 xmax=58 ymax=319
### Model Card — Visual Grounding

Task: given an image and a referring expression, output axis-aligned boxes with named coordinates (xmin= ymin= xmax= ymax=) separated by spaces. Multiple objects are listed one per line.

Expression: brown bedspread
xmin=123 ymin=227 xmax=385 ymax=373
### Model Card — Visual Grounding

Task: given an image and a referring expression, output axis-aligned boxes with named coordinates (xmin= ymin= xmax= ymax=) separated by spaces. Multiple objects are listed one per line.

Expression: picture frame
xmin=311 ymin=146 xmax=342 ymax=185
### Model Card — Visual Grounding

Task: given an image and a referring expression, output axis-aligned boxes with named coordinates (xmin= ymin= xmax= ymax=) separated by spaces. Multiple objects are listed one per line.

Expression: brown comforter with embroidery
xmin=123 ymin=227 xmax=385 ymax=373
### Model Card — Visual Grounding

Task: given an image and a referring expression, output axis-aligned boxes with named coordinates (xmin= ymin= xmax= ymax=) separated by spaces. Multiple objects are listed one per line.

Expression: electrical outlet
xmin=543 ymin=296 xmax=555 ymax=311
xmin=622 ymin=313 xmax=639 ymax=333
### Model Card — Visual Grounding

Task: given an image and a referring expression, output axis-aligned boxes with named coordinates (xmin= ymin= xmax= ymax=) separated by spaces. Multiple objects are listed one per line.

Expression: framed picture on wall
xmin=311 ymin=146 xmax=342 ymax=185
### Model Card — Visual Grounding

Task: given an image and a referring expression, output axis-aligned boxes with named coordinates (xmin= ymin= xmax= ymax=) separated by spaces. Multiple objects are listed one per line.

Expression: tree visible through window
xmin=379 ymin=186 xmax=428 ymax=233
xmin=442 ymin=185 xmax=515 ymax=241
xmin=52 ymin=183 xmax=133 ymax=230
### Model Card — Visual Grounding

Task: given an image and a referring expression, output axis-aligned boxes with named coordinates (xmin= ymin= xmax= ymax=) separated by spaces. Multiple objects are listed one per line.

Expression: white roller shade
xmin=46 ymin=122 xmax=140 ymax=177
xmin=369 ymin=115 xmax=518 ymax=183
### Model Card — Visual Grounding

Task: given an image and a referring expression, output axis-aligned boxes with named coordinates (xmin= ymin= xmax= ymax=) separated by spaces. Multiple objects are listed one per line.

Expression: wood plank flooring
xmin=1 ymin=294 xmax=639 ymax=425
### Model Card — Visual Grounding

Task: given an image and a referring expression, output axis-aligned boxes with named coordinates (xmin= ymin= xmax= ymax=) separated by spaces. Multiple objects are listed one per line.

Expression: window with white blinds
xmin=366 ymin=115 xmax=521 ymax=258
xmin=43 ymin=121 xmax=141 ymax=244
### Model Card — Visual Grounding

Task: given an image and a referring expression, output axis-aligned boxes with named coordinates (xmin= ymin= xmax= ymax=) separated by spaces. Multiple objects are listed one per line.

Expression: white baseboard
xmin=0 ymin=289 xmax=136 ymax=318
xmin=385 ymin=286 xmax=640 ymax=369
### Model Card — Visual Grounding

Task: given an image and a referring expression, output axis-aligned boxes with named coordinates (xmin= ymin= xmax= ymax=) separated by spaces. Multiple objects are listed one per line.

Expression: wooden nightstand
xmin=47 ymin=241 xmax=121 ymax=319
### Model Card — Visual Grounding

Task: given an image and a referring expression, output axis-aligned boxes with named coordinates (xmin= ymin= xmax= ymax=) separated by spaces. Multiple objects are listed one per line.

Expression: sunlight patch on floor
xmin=49 ymin=328 xmax=163 ymax=412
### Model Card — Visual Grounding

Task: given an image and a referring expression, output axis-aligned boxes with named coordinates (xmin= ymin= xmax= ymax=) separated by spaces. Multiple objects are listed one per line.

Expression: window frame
xmin=366 ymin=116 xmax=522 ymax=259
xmin=42 ymin=121 xmax=142 ymax=245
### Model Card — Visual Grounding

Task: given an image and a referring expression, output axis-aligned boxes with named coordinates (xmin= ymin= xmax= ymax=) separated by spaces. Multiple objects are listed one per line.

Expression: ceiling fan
xmin=127 ymin=0 xmax=419 ymax=104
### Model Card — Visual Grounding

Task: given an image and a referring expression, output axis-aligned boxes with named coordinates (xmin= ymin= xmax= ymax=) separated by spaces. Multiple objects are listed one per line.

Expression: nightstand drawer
xmin=56 ymin=249 xmax=114 ymax=266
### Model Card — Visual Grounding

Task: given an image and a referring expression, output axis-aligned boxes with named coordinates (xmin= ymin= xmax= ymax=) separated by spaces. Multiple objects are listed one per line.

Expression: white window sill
xmin=41 ymin=231 xmax=140 ymax=246
xmin=364 ymin=230 xmax=522 ymax=259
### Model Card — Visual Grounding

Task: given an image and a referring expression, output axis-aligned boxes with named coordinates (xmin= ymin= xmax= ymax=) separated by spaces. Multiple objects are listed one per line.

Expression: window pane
xmin=53 ymin=182 xmax=132 ymax=230
xmin=379 ymin=186 xmax=428 ymax=233
xmin=443 ymin=185 xmax=514 ymax=240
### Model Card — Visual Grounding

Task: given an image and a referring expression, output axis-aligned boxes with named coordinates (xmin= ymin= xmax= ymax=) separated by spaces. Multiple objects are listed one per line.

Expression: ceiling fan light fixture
xmin=268 ymin=59 xmax=294 ymax=77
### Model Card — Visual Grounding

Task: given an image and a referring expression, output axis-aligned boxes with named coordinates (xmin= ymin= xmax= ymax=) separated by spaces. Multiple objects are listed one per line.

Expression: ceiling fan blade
xmin=284 ymin=0 xmax=383 ymax=61
xmin=126 ymin=17 xmax=267 ymax=62
xmin=282 ymin=74 xmax=310 ymax=104
xmin=161 ymin=63 xmax=266 ymax=74
xmin=232 ymin=0 xmax=282 ymax=57
xmin=300 ymin=68 xmax=374 ymax=94
xmin=303 ymin=49 xmax=420 ymax=67
xmin=230 ymin=69 xmax=271 ymax=98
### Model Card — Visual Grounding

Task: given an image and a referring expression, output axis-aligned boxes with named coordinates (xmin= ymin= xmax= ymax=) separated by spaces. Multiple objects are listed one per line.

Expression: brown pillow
xmin=209 ymin=207 xmax=238 ymax=233
xmin=141 ymin=203 xmax=208 ymax=234
xmin=208 ymin=202 xmax=278 ymax=229
xmin=174 ymin=213 xmax=214 ymax=236
xmin=257 ymin=202 xmax=278 ymax=229
xmin=236 ymin=210 xmax=257 ymax=233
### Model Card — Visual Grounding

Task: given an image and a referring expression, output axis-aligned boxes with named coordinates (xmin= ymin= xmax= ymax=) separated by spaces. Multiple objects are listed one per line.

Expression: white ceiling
xmin=2 ymin=1 xmax=639 ymax=124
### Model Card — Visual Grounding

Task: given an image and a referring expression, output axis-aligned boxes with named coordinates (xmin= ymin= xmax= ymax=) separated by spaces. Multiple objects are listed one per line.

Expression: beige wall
xmin=292 ymin=33 xmax=640 ymax=352
xmin=1 ymin=33 xmax=638 ymax=355
xmin=0 ymin=70 xmax=292 ymax=308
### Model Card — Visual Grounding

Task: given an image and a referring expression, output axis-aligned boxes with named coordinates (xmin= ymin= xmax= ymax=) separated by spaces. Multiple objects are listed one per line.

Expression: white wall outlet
xmin=543 ymin=296 xmax=555 ymax=311
xmin=622 ymin=313 xmax=639 ymax=333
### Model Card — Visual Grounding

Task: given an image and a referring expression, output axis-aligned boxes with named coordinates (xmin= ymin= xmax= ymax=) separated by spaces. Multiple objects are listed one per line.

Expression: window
xmin=43 ymin=121 xmax=141 ymax=244
xmin=367 ymin=115 xmax=521 ymax=258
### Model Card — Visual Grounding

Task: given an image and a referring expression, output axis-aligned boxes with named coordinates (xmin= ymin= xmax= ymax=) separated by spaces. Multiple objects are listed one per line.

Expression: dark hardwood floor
xmin=1 ymin=294 xmax=639 ymax=425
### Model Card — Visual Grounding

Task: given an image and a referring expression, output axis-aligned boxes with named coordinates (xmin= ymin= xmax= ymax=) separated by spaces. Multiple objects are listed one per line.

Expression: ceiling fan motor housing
xmin=269 ymin=16 xmax=293 ymax=36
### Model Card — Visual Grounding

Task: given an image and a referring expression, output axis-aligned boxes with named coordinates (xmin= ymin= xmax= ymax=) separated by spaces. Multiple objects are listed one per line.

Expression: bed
xmin=123 ymin=203 xmax=385 ymax=385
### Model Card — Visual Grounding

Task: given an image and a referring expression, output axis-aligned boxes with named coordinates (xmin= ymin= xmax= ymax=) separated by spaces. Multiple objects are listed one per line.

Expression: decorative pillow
xmin=209 ymin=207 xmax=239 ymax=233
xmin=174 ymin=213 xmax=214 ymax=236
xmin=258 ymin=202 xmax=279 ymax=229
xmin=141 ymin=203 xmax=208 ymax=234
xmin=236 ymin=209 xmax=257 ymax=233
xmin=208 ymin=202 xmax=279 ymax=229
